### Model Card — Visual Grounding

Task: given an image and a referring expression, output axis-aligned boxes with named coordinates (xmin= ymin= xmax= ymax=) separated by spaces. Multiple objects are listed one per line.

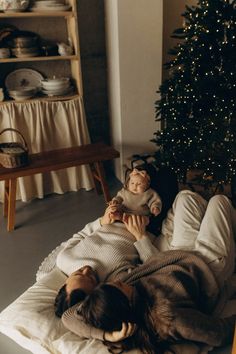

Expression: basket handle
xmin=0 ymin=128 xmax=28 ymax=151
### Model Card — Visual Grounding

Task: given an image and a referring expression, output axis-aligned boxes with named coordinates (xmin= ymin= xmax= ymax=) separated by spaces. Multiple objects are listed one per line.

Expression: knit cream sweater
xmin=56 ymin=218 xmax=160 ymax=281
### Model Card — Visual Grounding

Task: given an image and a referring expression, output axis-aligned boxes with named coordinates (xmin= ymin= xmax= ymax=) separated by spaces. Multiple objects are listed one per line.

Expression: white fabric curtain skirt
xmin=0 ymin=97 xmax=94 ymax=202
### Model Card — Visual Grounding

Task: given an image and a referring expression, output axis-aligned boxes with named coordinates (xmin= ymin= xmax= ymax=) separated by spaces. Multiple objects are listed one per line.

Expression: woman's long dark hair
xmin=77 ymin=282 xmax=172 ymax=354
xmin=77 ymin=283 xmax=134 ymax=331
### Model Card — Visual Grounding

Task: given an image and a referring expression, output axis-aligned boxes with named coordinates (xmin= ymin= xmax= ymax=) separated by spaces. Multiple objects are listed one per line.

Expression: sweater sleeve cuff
xmin=95 ymin=218 xmax=102 ymax=228
xmin=62 ymin=305 xmax=104 ymax=340
xmin=134 ymin=236 xmax=159 ymax=262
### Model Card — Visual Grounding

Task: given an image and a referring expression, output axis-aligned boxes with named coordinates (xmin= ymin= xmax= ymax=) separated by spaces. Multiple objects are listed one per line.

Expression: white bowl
xmin=33 ymin=0 xmax=64 ymax=6
xmin=0 ymin=48 xmax=11 ymax=58
xmin=41 ymin=83 xmax=70 ymax=91
xmin=1 ymin=0 xmax=30 ymax=12
xmin=41 ymin=78 xmax=70 ymax=90
xmin=42 ymin=86 xmax=73 ymax=96
xmin=41 ymin=77 xmax=70 ymax=84
xmin=8 ymin=87 xmax=38 ymax=100
xmin=11 ymin=95 xmax=34 ymax=101
xmin=8 ymin=86 xmax=37 ymax=94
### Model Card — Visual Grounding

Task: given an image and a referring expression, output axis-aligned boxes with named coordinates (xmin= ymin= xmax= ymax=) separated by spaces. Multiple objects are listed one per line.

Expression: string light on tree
xmin=152 ymin=0 xmax=236 ymax=185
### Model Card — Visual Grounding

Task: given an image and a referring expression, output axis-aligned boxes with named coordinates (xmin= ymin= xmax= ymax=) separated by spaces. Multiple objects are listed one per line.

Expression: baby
xmin=110 ymin=168 xmax=162 ymax=217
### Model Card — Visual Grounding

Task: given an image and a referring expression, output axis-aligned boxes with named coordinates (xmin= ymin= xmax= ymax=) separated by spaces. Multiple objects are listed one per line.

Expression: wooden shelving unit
xmin=0 ymin=0 xmax=83 ymax=102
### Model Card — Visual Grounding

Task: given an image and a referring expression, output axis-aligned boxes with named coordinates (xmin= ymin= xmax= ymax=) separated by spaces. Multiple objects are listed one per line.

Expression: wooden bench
xmin=0 ymin=142 xmax=120 ymax=232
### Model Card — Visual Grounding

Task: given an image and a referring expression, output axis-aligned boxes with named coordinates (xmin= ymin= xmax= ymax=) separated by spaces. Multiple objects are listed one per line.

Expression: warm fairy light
xmin=153 ymin=0 xmax=236 ymax=184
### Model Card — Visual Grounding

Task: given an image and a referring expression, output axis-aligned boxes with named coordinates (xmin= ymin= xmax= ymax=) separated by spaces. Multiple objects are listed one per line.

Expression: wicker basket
xmin=0 ymin=128 xmax=29 ymax=168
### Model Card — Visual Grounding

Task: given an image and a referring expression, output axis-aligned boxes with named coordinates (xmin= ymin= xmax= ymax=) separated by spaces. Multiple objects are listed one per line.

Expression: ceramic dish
xmin=41 ymin=86 xmax=73 ymax=96
xmin=0 ymin=24 xmax=18 ymax=42
xmin=33 ymin=0 xmax=65 ymax=6
xmin=41 ymin=82 xmax=70 ymax=91
xmin=11 ymin=46 xmax=39 ymax=53
xmin=0 ymin=48 xmax=11 ymax=58
xmin=11 ymin=50 xmax=40 ymax=57
xmin=40 ymin=77 xmax=70 ymax=88
xmin=5 ymin=68 xmax=44 ymax=90
xmin=9 ymin=94 xmax=35 ymax=101
xmin=1 ymin=0 xmax=30 ymax=12
xmin=8 ymin=86 xmax=37 ymax=94
xmin=8 ymin=86 xmax=38 ymax=100
xmin=30 ymin=3 xmax=70 ymax=11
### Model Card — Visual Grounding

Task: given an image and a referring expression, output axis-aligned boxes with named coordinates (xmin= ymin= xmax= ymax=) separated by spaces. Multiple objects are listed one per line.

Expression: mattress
xmin=0 ymin=236 xmax=235 ymax=354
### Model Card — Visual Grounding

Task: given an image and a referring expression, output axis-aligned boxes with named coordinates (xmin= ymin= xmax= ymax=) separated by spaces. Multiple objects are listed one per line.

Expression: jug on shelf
xmin=0 ymin=0 xmax=30 ymax=12
xmin=57 ymin=42 xmax=73 ymax=56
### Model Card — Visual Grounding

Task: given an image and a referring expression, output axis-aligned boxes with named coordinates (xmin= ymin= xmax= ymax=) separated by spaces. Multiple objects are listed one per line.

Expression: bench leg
xmin=232 ymin=324 xmax=236 ymax=354
xmin=92 ymin=162 xmax=111 ymax=203
xmin=3 ymin=180 xmax=9 ymax=218
xmin=6 ymin=178 xmax=17 ymax=232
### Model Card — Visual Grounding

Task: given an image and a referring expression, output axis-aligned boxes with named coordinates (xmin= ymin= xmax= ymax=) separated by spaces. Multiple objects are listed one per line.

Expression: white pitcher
xmin=0 ymin=0 xmax=29 ymax=12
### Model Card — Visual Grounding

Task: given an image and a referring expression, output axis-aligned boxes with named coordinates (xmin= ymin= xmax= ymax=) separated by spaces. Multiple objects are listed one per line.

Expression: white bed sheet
xmin=0 ymin=266 xmax=141 ymax=354
xmin=0 ymin=237 xmax=235 ymax=354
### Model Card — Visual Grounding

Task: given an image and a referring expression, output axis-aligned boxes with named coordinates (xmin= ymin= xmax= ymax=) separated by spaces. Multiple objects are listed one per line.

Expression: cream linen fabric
xmin=0 ymin=267 xmax=141 ymax=354
xmin=0 ymin=97 xmax=94 ymax=202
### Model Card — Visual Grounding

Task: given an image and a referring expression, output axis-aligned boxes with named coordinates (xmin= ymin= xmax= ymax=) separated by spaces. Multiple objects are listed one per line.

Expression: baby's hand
xmin=101 ymin=204 xmax=123 ymax=225
xmin=151 ymin=205 xmax=160 ymax=216
xmin=110 ymin=199 xmax=120 ymax=206
xmin=101 ymin=205 xmax=119 ymax=225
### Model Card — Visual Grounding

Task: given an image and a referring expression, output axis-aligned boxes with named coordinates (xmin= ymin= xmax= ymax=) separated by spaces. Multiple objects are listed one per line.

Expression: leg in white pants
xmin=158 ymin=190 xmax=235 ymax=284
xmin=157 ymin=190 xmax=208 ymax=251
xmin=195 ymin=194 xmax=235 ymax=284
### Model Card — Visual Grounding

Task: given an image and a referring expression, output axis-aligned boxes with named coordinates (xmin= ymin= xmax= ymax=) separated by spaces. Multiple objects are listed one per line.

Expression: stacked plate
xmin=11 ymin=46 xmax=40 ymax=57
xmin=8 ymin=86 xmax=38 ymax=101
xmin=8 ymin=31 xmax=41 ymax=58
xmin=5 ymin=68 xmax=44 ymax=100
xmin=40 ymin=77 xmax=73 ymax=96
xmin=30 ymin=0 xmax=71 ymax=11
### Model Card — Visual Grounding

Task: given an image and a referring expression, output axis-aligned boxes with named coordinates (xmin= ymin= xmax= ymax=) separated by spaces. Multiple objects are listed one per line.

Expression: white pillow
xmin=0 ymin=268 xmax=112 ymax=354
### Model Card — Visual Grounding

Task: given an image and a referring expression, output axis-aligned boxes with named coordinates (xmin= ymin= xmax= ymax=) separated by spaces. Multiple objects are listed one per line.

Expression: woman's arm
xmin=62 ymin=305 xmax=135 ymax=342
xmin=62 ymin=305 xmax=104 ymax=340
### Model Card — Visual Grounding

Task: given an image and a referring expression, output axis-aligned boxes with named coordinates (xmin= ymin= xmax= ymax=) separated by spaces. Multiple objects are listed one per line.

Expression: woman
xmin=60 ymin=191 xmax=236 ymax=353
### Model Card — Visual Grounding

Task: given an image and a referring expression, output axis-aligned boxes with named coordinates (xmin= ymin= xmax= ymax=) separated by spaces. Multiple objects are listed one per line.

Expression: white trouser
xmin=156 ymin=190 xmax=236 ymax=285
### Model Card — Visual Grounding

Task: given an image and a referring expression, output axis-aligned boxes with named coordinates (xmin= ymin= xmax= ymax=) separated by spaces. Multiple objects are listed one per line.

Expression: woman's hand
xmin=104 ymin=322 xmax=136 ymax=342
xmin=100 ymin=204 xmax=122 ymax=225
xmin=122 ymin=213 xmax=149 ymax=240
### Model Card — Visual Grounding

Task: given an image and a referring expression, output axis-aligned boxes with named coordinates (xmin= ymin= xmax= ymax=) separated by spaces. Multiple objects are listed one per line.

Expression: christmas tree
xmin=152 ymin=0 xmax=236 ymax=184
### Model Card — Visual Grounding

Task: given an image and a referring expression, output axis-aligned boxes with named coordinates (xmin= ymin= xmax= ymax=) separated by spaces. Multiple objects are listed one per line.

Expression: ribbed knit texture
xmin=36 ymin=218 xmax=159 ymax=283
xmin=54 ymin=219 xmax=157 ymax=281
xmin=63 ymin=251 xmax=236 ymax=348
xmin=113 ymin=187 xmax=162 ymax=216
xmin=36 ymin=242 xmax=66 ymax=281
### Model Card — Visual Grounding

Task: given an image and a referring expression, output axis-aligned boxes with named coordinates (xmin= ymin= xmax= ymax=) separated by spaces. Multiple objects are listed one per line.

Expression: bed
xmin=0 ymin=234 xmax=235 ymax=354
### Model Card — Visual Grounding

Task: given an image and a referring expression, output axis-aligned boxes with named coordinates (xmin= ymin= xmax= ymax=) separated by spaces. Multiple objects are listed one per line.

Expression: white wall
xmin=105 ymin=0 xmax=163 ymax=181
xmin=105 ymin=0 xmax=198 ymax=181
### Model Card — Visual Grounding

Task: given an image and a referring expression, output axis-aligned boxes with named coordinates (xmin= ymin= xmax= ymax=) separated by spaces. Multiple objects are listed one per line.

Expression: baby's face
xmin=128 ymin=175 xmax=148 ymax=194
